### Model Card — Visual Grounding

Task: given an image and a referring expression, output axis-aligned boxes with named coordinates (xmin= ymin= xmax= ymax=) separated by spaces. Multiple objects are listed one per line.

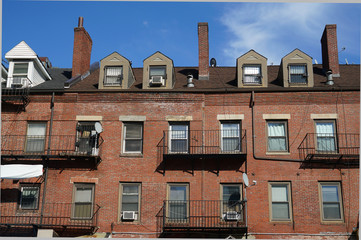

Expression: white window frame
xmin=169 ymin=123 xmax=189 ymax=153
xmin=267 ymin=120 xmax=288 ymax=152
xmin=149 ymin=65 xmax=167 ymax=79
xmin=122 ymin=122 xmax=143 ymax=154
xmin=221 ymin=121 xmax=241 ymax=152
xmin=19 ymin=185 xmax=40 ymax=210
xmin=119 ymin=183 xmax=141 ymax=221
xmin=243 ymin=64 xmax=262 ymax=85
xmin=104 ymin=66 xmax=123 ymax=86
xmin=25 ymin=122 xmax=47 ymax=153
xmin=319 ymin=182 xmax=344 ymax=222
xmin=315 ymin=120 xmax=337 ymax=153
xmin=269 ymin=182 xmax=292 ymax=222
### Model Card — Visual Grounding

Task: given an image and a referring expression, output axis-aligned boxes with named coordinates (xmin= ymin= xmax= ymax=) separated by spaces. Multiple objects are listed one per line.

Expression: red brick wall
xmin=1 ymin=90 xmax=359 ymax=238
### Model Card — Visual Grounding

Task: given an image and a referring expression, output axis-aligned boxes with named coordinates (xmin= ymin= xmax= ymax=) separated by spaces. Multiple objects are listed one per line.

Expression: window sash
xmin=320 ymin=183 xmax=342 ymax=221
xmin=26 ymin=123 xmax=46 ymax=152
xmin=123 ymin=123 xmax=143 ymax=153
xmin=289 ymin=65 xmax=307 ymax=84
xmin=243 ymin=65 xmax=261 ymax=84
xmin=121 ymin=184 xmax=140 ymax=213
xmin=316 ymin=122 xmax=337 ymax=152
xmin=267 ymin=122 xmax=288 ymax=152
xmin=169 ymin=124 xmax=188 ymax=153
xmin=167 ymin=184 xmax=188 ymax=221
xmin=20 ymin=186 xmax=40 ymax=210
xmin=13 ymin=63 xmax=28 ymax=76
xmin=221 ymin=123 xmax=241 ymax=151
xmin=104 ymin=66 xmax=122 ymax=86
xmin=270 ymin=183 xmax=291 ymax=221
xmin=150 ymin=66 xmax=166 ymax=77
xmin=73 ymin=184 xmax=94 ymax=219
xmin=222 ymin=184 xmax=241 ymax=213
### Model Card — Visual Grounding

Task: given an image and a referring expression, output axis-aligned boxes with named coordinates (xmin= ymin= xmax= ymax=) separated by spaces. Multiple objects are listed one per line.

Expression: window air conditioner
xmin=122 ymin=211 xmax=136 ymax=220
xmin=149 ymin=76 xmax=164 ymax=86
xmin=11 ymin=78 xmax=25 ymax=88
xmin=225 ymin=211 xmax=239 ymax=221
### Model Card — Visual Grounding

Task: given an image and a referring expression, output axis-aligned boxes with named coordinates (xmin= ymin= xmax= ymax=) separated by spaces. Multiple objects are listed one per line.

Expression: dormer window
xmin=243 ymin=64 xmax=261 ymax=85
xmin=149 ymin=65 xmax=166 ymax=86
xmin=289 ymin=65 xmax=307 ymax=84
xmin=104 ymin=66 xmax=123 ymax=86
xmin=13 ymin=63 xmax=28 ymax=78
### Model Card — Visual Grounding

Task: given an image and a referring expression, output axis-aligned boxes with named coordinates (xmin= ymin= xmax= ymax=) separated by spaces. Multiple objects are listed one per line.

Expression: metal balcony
xmin=0 ymin=202 xmax=100 ymax=233
xmin=1 ymin=135 xmax=103 ymax=168
xmin=2 ymin=78 xmax=31 ymax=111
xmin=156 ymin=200 xmax=247 ymax=237
xmin=298 ymin=133 xmax=359 ymax=168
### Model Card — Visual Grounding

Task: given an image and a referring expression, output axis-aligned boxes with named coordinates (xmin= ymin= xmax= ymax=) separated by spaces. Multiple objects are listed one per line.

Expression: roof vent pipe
xmin=326 ymin=70 xmax=334 ymax=85
xmin=187 ymin=74 xmax=194 ymax=88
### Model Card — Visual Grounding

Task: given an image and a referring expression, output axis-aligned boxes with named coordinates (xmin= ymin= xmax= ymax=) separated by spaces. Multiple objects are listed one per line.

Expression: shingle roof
xmin=65 ymin=64 xmax=359 ymax=92
xmin=32 ymin=68 xmax=72 ymax=90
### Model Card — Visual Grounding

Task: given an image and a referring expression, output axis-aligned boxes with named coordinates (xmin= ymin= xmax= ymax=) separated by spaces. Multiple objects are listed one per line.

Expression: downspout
xmin=40 ymin=92 xmax=55 ymax=225
xmin=251 ymin=91 xmax=303 ymax=162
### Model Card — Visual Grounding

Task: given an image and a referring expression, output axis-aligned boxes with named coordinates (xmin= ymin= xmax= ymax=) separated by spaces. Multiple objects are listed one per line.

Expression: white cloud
xmin=220 ymin=3 xmax=326 ymax=65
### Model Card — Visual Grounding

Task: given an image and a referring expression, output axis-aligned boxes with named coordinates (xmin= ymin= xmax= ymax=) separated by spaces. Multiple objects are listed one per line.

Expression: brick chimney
xmin=198 ymin=22 xmax=209 ymax=80
xmin=72 ymin=17 xmax=92 ymax=78
xmin=321 ymin=24 xmax=340 ymax=77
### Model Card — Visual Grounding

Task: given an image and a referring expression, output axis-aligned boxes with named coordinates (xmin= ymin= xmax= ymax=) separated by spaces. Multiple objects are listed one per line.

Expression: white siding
xmin=5 ymin=41 xmax=37 ymax=58
xmin=30 ymin=62 xmax=46 ymax=86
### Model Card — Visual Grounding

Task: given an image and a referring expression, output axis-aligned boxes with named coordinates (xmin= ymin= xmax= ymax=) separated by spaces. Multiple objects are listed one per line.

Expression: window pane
xmin=74 ymin=203 xmax=92 ymax=218
xmin=125 ymin=124 xmax=142 ymax=139
xmin=323 ymin=203 xmax=341 ymax=219
xmin=123 ymin=195 xmax=139 ymax=203
xmin=169 ymin=202 xmax=187 ymax=220
xmin=75 ymin=188 xmax=93 ymax=202
xmin=290 ymin=65 xmax=306 ymax=74
xmin=272 ymin=203 xmax=290 ymax=219
xmin=123 ymin=185 xmax=139 ymax=194
xmin=170 ymin=186 xmax=186 ymax=201
xmin=222 ymin=124 xmax=239 ymax=137
xmin=13 ymin=63 xmax=28 ymax=74
xmin=316 ymin=122 xmax=335 ymax=135
xmin=317 ymin=137 xmax=336 ymax=151
xmin=322 ymin=186 xmax=339 ymax=202
xmin=268 ymin=123 xmax=285 ymax=137
xmin=268 ymin=138 xmax=287 ymax=151
xmin=21 ymin=187 xmax=39 ymax=209
xmin=106 ymin=66 xmax=122 ymax=76
xmin=122 ymin=203 xmax=139 ymax=211
xmin=244 ymin=66 xmax=260 ymax=75
xmin=171 ymin=140 xmax=187 ymax=152
xmin=26 ymin=123 xmax=46 ymax=152
xmin=125 ymin=140 xmax=142 ymax=152
xmin=223 ymin=138 xmax=240 ymax=151
xmin=150 ymin=66 xmax=166 ymax=76
xmin=272 ymin=185 xmax=288 ymax=201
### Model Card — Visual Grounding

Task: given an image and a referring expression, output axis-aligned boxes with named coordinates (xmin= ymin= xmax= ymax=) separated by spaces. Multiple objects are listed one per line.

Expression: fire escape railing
xmin=1 ymin=135 xmax=103 ymax=158
xmin=159 ymin=130 xmax=247 ymax=155
xmin=156 ymin=200 xmax=246 ymax=235
xmin=298 ymin=133 xmax=359 ymax=160
xmin=0 ymin=202 xmax=100 ymax=229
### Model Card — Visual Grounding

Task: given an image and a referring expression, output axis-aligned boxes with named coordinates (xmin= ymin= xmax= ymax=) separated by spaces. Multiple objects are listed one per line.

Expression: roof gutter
xmin=251 ymin=91 xmax=303 ymax=162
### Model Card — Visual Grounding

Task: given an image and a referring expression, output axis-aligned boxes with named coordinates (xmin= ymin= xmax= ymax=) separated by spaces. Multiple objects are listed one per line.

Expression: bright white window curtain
xmin=26 ymin=123 xmax=46 ymax=152
xmin=105 ymin=67 xmax=122 ymax=85
xmin=244 ymin=65 xmax=261 ymax=84
xmin=316 ymin=122 xmax=336 ymax=151
xmin=322 ymin=185 xmax=341 ymax=220
xmin=271 ymin=185 xmax=290 ymax=220
xmin=268 ymin=123 xmax=287 ymax=151
xmin=222 ymin=123 xmax=240 ymax=151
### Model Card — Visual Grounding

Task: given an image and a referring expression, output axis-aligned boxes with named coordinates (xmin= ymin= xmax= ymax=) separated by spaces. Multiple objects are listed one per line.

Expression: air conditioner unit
xmin=122 ymin=211 xmax=136 ymax=220
xmin=149 ymin=76 xmax=164 ymax=86
xmin=225 ymin=211 xmax=239 ymax=221
xmin=11 ymin=78 xmax=28 ymax=88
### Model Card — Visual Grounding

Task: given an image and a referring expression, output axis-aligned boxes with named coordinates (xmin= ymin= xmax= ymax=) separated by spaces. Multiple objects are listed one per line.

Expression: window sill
xmin=270 ymin=220 xmax=293 ymax=223
xmin=266 ymin=152 xmax=290 ymax=155
xmin=119 ymin=153 xmax=143 ymax=158
xmin=321 ymin=220 xmax=345 ymax=225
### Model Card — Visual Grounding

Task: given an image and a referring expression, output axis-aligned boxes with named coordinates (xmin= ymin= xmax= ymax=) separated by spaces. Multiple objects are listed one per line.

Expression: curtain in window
xmin=169 ymin=186 xmax=187 ymax=220
xmin=26 ymin=123 xmax=46 ymax=152
xmin=316 ymin=122 xmax=336 ymax=152
xmin=290 ymin=65 xmax=307 ymax=83
xmin=222 ymin=123 xmax=240 ymax=151
xmin=268 ymin=123 xmax=286 ymax=151
xmin=322 ymin=185 xmax=341 ymax=219
xmin=244 ymin=65 xmax=261 ymax=84
xmin=20 ymin=187 xmax=39 ymax=209
xmin=271 ymin=185 xmax=290 ymax=219
xmin=74 ymin=186 xmax=93 ymax=219
xmin=124 ymin=124 xmax=142 ymax=153
xmin=105 ymin=67 xmax=122 ymax=85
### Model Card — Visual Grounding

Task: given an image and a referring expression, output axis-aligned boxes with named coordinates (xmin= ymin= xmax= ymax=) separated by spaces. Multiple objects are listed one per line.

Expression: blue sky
xmin=2 ymin=1 xmax=360 ymax=68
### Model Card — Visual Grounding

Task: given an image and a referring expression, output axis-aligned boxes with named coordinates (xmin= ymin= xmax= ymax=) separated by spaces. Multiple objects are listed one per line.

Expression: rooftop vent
xmin=187 ymin=74 xmax=194 ymax=88
xmin=325 ymin=70 xmax=334 ymax=85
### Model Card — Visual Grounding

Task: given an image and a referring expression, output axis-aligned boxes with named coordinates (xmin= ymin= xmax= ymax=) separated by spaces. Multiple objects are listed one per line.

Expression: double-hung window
xmin=149 ymin=66 xmax=166 ymax=86
xmin=269 ymin=182 xmax=292 ymax=221
xmin=267 ymin=121 xmax=288 ymax=152
xmin=72 ymin=183 xmax=94 ymax=219
xmin=26 ymin=122 xmax=47 ymax=153
xmin=315 ymin=121 xmax=337 ymax=152
xmin=120 ymin=183 xmax=141 ymax=221
xmin=169 ymin=123 xmax=188 ymax=153
xmin=243 ymin=65 xmax=262 ymax=85
xmin=123 ymin=122 xmax=143 ymax=153
xmin=221 ymin=122 xmax=241 ymax=152
xmin=319 ymin=182 xmax=343 ymax=221
xmin=19 ymin=185 xmax=40 ymax=210
xmin=167 ymin=184 xmax=188 ymax=222
xmin=13 ymin=63 xmax=28 ymax=80
xmin=104 ymin=66 xmax=123 ymax=86
xmin=289 ymin=65 xmax=307 ymax=84
xmin=221 ymin=184 xmax=242 ymax=221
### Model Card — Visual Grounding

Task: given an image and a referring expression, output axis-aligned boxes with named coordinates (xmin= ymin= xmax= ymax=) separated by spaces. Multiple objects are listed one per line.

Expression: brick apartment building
xmin=0 ymin=18 xmax=359 ymax=239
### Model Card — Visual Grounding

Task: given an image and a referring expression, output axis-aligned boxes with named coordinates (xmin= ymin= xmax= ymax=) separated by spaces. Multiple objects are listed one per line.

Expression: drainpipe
xmin=40 ymin=92 xmax=55 ymax=225
xmin=251 ymin=91 xmax=303 ymax=162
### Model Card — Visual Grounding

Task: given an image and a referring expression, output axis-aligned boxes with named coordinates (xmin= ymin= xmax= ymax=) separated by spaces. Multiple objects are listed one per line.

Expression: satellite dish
xmin=210 ymin=58 xmax=217 ymax=67
xmin=94 ymin=122 xmax=103 ymax=133
xmin=242 ymin=173 xmax=249 ymax=187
